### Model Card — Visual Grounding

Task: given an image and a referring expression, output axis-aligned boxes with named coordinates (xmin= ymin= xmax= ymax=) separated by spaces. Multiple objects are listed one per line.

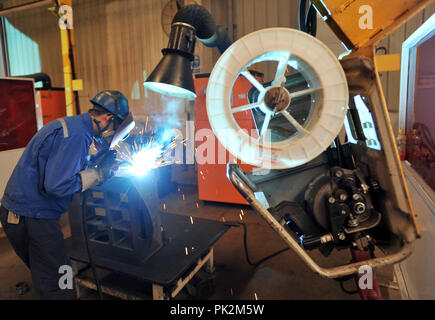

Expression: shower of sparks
xmin=190 ymin=216 xmax=194 ymax=224
xmin=115 ymin=124 xmax=184 ymax=177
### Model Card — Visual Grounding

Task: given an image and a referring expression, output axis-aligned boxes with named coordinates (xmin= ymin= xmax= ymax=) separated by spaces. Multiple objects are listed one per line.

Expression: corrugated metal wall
xmin=2 ymin=0 xmax=434 ymax=126
xmin=3 ymin=3 xmax=63 ymax=82
xmin=73 ymin=0 xmax=171 ymax=118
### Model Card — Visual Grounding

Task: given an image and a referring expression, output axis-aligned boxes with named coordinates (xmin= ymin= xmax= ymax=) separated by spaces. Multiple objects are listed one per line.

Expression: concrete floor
xmin=0 ymin=178 xmax=402 ymax=300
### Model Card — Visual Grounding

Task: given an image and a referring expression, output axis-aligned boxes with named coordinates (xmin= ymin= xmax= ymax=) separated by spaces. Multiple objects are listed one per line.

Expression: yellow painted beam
xmin=312 ymin=0 xmax=433 ymax=52
xmin=72 ymin=79 xmax=83 ymax=91
xmin=51 ymin=0 xmax=81 ymax=116
xmin=374 ymin=54 xmax=401 ymax=72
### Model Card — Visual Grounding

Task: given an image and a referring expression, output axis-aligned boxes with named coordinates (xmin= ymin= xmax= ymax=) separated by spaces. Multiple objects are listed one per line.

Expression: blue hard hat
xmin=90 ymin=90 xmax=129 ymax=121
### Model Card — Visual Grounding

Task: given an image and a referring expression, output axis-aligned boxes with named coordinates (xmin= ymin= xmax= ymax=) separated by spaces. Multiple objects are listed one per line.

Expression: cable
xmin=339 ymin=278 xmax=359 ymax=295
xmin=305 ymin=3 xmax=317 ymax=37
xmin=298 ymin=0 xmax=308 ymax=32
xmin=81 ymin=192 xmax=104 ymax=300
xmin=225 ymin=221 xmax=289 ymax=267
xmin=299 ymin=0 xmax=317 ymax=37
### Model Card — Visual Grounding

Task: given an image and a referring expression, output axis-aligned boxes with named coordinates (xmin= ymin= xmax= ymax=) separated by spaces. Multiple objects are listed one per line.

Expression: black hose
xmin=299 ymin=0 xmax=308 ymax=32
xmin=225 ymin=221 xmax=289 ymax=267
xmin=171 ymin=4 xmax=231 ymax=54
xmin=81 ymin=192 xmax=104 ymax=300
xmin=305 ymin=3 xmax=317 ymax=37
xmin=339 ymin=279 xmax=359 ymax=295
xmin=172 ymin=4 xmax=216 ymax=39
xmin=299 ymin=0 xmax=317 ymax=37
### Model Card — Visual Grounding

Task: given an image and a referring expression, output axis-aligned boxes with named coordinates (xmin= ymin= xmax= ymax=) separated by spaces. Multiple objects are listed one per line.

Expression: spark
xmin=222 ymin=217 xmax=226 ymax=222
xmin=239 ymin=213 xmax=243 ymax=221
xmin=196 ymin=202 xmax=199 ymax=209
xmin=241 ymin=209 xmax=245 ymax=216
xmin=182 ymin=194 xmax=185 ymax=201
xmin=190 ymin=216 xmax=194 ymax=224
xmin=163 ymin=203 xmax=166 ymax=210
xmin=185 ymin=247 xmax=189 ymax=255
xmin=254 ymin=292 xmax=259 ymax=300
xmin=115 ymin=126 xmax=180 ymax=177
xmin=230 ymin=288 xmax=234 ymax=296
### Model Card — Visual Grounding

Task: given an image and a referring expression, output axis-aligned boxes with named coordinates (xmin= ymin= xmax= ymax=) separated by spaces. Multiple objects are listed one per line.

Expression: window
xmin=2 ymin=17 xmax=41 ymax=76
xmin=399 ymin=14 xmax=435 ymax=192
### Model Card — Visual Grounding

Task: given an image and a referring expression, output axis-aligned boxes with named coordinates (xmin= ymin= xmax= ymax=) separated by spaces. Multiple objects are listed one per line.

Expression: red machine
xmin=35 ymin=88 xmax=67 ymax=125
xmin=194 ymin=74 xmax=260 ymax=204
xmin=0 ymin=77 xmax=40 ymax=151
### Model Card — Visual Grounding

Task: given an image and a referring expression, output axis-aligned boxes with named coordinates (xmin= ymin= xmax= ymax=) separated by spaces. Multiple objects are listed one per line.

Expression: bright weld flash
xmin=127 ymin=145 xmax=163 ymax=177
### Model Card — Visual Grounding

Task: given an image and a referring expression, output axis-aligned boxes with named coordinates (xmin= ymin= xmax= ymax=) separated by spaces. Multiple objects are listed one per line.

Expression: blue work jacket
xmin=1 ymin=113 xmax=94 ymax=219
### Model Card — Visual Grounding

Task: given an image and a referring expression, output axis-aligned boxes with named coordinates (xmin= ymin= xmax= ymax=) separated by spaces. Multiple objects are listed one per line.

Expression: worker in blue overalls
xmin=0 ymin=90 xmax=133 ymax=299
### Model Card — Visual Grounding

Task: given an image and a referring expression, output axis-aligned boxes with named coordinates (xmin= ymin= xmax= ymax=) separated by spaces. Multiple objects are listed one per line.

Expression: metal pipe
xmin=227 ymin=164 xmax=414 ymax=279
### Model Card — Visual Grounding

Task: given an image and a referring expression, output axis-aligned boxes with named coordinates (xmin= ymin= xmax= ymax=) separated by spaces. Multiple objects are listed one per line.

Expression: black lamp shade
xmin=144 ymin=53 xmax=196 ymax=99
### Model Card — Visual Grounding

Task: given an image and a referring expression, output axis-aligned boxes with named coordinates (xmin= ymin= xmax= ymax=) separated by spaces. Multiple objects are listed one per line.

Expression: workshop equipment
xmin=35 ymin=89 xmax=67 ymax=125
xmin=20 ymin=73 xmax=67 ymax=125
xmin=194 ymin=73 xmax=258 ymax=204
xmin=0 ymin=77 xmax=43 ymax=200
xmin=66 ymin=123 xmax=230 ymax=299
xmin=68 ymin=174 xmax=163 ymax=265
xmin=201 ymin=0 xmax=433 ymax=299
xmin=144 ymin=4 xmax=231 ymax=98
xmin=0 ymin=77 xmax=42 ymax=151
xmin=67 ymin=211 xmax=228 ymax=300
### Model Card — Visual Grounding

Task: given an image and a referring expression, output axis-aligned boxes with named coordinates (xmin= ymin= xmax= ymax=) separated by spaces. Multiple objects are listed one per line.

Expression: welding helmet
xmin=90 ymin=90 xmax=135 ymax=151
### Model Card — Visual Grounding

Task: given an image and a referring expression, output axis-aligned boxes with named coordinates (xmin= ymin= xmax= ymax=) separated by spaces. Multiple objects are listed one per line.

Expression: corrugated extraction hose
xmin=171 ymin=4 xmax=231 ymax=54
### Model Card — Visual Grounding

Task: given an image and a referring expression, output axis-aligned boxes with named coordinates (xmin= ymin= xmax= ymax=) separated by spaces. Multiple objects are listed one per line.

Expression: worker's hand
xmin=78 ymin=166 xmax=115 ymax=191
xmin=99 ymin=166 xmax=115 ymax=183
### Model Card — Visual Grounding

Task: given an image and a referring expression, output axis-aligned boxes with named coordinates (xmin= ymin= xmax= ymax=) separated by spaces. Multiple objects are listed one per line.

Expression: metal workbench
xmin=66 ymin=212 xmax=230 ymax=300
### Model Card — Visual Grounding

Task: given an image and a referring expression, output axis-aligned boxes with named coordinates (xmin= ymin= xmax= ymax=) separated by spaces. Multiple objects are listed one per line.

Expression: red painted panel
xmin=194 ymin=74 xmax=260 ymax=204
xmin=0 ymin=78 xmax=37 ymax=151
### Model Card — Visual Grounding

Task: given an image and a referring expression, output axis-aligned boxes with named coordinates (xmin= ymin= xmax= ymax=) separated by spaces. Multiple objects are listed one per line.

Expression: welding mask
xmin=90 ymin=90 xmax=134 ymax=152
xmin=93 ymin=120 xmax=116 ymax=152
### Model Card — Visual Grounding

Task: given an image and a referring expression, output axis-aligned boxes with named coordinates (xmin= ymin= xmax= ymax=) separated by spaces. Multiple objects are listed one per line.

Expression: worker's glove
xmin=78 ymin=166 xmax=115 ymax=192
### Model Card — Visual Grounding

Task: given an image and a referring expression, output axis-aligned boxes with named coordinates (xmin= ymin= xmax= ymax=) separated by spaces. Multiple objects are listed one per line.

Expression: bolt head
xmin=339 ymin=193 xmax=347 ymax=201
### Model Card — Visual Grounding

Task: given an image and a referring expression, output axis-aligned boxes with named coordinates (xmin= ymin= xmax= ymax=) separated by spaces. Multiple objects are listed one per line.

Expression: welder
xmin=0 ymin=90 xmax=133 ymax=299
